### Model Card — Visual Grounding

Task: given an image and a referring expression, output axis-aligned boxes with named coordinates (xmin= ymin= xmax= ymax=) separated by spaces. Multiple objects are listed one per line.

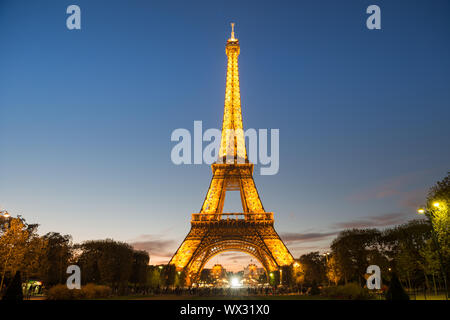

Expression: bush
xmin=321 ymin=283 xmax=373 ymax=300
xmin=46 ymin=283 xmax=112 ymax=300
xmin=46 ymin=284 xmax=74 ymax=300
xmin=81 ymin=283 xmax=112 ymax=299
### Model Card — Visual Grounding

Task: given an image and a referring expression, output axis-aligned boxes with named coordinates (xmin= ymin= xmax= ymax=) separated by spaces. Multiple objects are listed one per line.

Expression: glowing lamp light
xmin=417 ymin=208 xmax=425 ymax=214
xmin=433 ymin=202 xmax=440 ymax=208
xmin=231 ymin=277 xmax=240 ymax=287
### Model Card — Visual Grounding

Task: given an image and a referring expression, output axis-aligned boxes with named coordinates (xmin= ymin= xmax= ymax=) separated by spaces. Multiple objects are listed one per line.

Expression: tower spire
xmin=230 ymin=22 xmax=236 ymax=41
xmin=220 ymin=22 xmax=246 ymax=162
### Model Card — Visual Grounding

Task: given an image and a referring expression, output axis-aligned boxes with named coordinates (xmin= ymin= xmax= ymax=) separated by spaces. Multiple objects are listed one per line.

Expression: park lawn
xmin=412 ymin=294 xmax=447 ymax=300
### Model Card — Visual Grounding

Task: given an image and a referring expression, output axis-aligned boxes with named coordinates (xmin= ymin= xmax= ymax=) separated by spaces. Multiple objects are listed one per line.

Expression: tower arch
xmin=187 ymin=239 xmax=276 ymax=282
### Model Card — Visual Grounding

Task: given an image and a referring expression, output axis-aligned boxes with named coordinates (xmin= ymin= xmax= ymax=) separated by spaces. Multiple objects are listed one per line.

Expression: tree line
xmin=282 ymin=220 xmax=438 ymax=290
xmin=283 ymin=173 xmax=449 ymax=296
xmin=1 ymin=173 xmax=448 ymax=298
xmin=0 ymin=220 xmax=150 ymax=296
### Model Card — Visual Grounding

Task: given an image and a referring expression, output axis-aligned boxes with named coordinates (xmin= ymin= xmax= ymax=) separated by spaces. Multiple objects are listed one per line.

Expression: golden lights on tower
xmin=169 ymin=23 xmax=294 ymax=284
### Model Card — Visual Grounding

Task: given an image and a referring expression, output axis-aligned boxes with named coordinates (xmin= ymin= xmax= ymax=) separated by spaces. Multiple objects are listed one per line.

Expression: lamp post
xmin=418 ymin=202 xmax=448 ymax=300
xmin=0 ymin=210 xmax=11 ymax=229
xmin=0 ymin=210 xmax=10 ymax=218
xmin=0 ymin=210 xmax=12 ymax=291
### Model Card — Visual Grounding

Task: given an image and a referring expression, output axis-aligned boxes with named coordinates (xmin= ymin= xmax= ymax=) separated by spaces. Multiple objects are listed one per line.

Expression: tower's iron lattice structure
xmin=169 ymin=24 xmax=294 ymax=284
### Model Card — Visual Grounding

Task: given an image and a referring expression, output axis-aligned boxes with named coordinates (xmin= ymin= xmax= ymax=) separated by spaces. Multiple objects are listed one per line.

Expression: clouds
xmin=347 ymin=171 xmax=430 ymax=210
xmin=278 ymin=211 xmax=414 ymax=258
xmin=277 ymin=231 xmax=338 ymax=259
xmin=332 ymin=212 xmax=410 ymax=229
xmin=279 ymin=213 xmax=412 ymax=243
xmin=128 ymin=234 xmax=177 ymax=260
xmin=280 ymin=231 xmax=339 ymax=243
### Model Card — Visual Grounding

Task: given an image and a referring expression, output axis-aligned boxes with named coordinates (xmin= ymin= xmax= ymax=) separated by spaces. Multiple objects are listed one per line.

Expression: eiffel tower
xmin=169 ymin=23 xmax=294 ymax=284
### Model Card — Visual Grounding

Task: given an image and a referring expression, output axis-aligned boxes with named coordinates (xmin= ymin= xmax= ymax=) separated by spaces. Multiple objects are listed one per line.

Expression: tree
xmin=420 ymin=239 xmax=441 ymax=295
xmin=175 ymin=270 xmax=186 ymax=288
xmin=147 ymin=266 xmax=163 ymax=289
xmin=281 ymin=265 xmax=294 ymax=288
xmin=299 ymin=252 xmax=326 ymax=286
xmin=0 ymin=216 xmax=46 ymax=291
xmin=326 ymin=255 xmax=343 ymax=286
xmin=292 ymin=261 xmax=305 ymax=288
xmin=76 ymin=239 xmax=134 ymax=292
xmin=163 ymin=264 xmax=177 ymax=287
xmin=269 ymin=270 xmax=280 ymax=287
xmin=130 ymin=250 xmax=150 ymax=291
xmin=426 ymin=173 xmax=449 ymax=274
xmin=39 ymin=232 xmax=73 ymax=287
xmin=331 ymin=229 xmax=381 ymax=285
xmin=423 ymin=172 xmax=450 ymax=297
xmin=382 ymin=220 xmax=431 ymax=290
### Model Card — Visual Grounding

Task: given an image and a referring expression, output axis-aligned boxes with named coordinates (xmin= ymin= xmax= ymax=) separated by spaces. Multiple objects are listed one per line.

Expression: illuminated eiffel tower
xmin=170 ymin=23 xmax=293 ymax=284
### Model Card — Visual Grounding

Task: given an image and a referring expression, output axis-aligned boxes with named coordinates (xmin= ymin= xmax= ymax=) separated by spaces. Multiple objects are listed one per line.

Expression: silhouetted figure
xmin=2 ymin=271 xmax=23 ymax=301
xmin=386 ymin=273 xmax=409 ymax=300
xmin=310 ymin=280 xmax=320 ymax=295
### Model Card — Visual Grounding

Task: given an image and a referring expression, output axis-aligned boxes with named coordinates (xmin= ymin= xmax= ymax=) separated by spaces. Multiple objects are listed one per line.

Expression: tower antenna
xmin=230 ymin=22 xmax=236 ymax=40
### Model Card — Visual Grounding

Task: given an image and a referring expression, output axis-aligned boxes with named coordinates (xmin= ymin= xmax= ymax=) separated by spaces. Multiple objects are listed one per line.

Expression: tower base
xmin=170 ymin=213 xmax=294 ymax=284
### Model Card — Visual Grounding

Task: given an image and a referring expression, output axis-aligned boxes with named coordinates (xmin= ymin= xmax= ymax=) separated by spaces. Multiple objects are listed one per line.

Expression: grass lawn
xmin=411 ymin=294 xmax=447 ymax=300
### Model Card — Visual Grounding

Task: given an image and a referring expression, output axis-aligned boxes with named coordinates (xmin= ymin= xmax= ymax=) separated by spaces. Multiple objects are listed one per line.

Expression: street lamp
xmin=0 ymin=210 xmax=10 ymax=218
xmin=417 ymin=203 xmax=448 ymax=300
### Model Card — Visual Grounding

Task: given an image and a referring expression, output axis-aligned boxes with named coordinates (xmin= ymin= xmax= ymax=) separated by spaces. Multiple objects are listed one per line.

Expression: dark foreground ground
xmin=100 ymin=293 xmax=446 ymax=300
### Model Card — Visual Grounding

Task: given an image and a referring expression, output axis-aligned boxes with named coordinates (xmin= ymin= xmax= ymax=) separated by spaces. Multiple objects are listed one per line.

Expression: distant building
xmin=211 ymin=264 xmax=226 ymax=280
xmin=243 ymin=263 xmax=265 ymax=280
